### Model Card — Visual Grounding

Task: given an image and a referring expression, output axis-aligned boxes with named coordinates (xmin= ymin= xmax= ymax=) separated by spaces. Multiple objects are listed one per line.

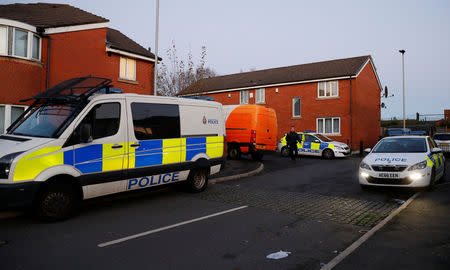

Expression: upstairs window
xmin=255 ymin=88 xmax=265 ymax=103
xmin=0 ymin=25 xmax=41 ymax=60
xmin=318 ymin=81 xmax=339 ymax=98
xmin=292 ymin=97 xmax=301 ymax=117
xmin=240 ymin=90 xmax=249 ymax=104
xmin=120 ymin=57 xmax=136 ymax=81
xmin=0 ymin=26 xmax=7 ymax=55
xmin=14 ymin=29 xmax=28 ymax=58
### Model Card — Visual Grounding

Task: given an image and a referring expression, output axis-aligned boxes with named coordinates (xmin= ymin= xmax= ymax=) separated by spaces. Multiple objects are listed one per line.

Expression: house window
xmin=32 ymin=34 xmax=40 ymax=60
xmin=0 ymin=25 xmax=41 ymax=60
xmin=0 ymin=104 xmax=27 ymax=134
xmin=120 ymin=57 xmax=136 ymax=81
xmin=240 ymin=90 xmax=249 ymax=104
xmin=14 ymin=29 xmax=28 ymax=58
xmin=318 ymin=81 xmax=339 ymax=98
xmin=292 ymin=97 xmax=301 ymax=117
xmin=255 ymin=88 xmax=265 ymax=103
xmin=317 ymin=117 xmax=340 ymax=134
xmin=0 ymin=26 xmax=7 ymax=55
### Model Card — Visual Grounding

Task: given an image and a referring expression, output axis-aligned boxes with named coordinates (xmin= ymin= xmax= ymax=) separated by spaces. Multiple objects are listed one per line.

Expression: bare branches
xmin=157 ymin=41 xmax=216 ymax=96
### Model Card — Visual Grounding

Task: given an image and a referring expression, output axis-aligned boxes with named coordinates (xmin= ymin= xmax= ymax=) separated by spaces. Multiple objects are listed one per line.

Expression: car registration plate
xmin=378 ymin=173 xmax=399 ymax=178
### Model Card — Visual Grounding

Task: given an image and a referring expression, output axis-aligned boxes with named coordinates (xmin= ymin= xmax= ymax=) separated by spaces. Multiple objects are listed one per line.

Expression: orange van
xmin=224 ymin=105 xmax=278 ymax=160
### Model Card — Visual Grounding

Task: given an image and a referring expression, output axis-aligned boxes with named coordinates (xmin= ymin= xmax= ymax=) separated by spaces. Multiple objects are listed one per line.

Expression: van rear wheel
xmin=35 ymin=183 xmax=78 ymax=221
xmin=187 ymin=169 xmax=208 ymax=193
xmin=228 ymin=145 xmax=241 ymax=160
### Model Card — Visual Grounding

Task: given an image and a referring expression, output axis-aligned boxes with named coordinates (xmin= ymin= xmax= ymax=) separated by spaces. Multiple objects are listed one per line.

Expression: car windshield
xmin=8 ymin=103 xmax=79 ymax=138
xmin=434 ymin=134 xmax=450 ymax=140
xmin=315 ymin=134 xmax=333 ymax=142
xmin=372 ymin=138 xmax=427 ymax=153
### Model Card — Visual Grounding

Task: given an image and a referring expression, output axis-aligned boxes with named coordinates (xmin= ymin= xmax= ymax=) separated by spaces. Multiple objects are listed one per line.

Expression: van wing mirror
xmin=80 ymin=123 xmax=92 ymax=143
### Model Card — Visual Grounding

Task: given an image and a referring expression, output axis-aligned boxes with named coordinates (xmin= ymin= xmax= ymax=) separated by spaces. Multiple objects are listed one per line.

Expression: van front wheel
xmin=35 ymin=183 xmax=78 ymax=221
xmin=187 ymin=169 xmax=208 ymax=193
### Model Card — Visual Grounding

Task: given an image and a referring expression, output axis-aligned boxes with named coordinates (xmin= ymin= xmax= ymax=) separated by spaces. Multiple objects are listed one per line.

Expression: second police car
xmin=359 ymin=136 xmax=445 ymax=189
xmin=278 ymin=132 xmax=350 ymax=159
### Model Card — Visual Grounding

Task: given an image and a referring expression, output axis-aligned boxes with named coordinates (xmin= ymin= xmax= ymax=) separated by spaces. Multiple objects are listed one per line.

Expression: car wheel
xmin=35 ymin=182 xmax=78 ymax=221
xmin=187 ymin=169 xmax=208 ymax=193
xmin=427 ymin=167 xmax=436 ymax=191
xmin=228 ymin=145 xmax=241 ymax=160
xmin=281 ymin=147 xmax=289 ymax=157
xmin=322 ymin=149 xmax=334 ymax=159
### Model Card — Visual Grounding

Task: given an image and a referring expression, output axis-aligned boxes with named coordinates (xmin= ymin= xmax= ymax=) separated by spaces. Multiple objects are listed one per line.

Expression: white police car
xmin=278 ymin=132 xmax=350 ymax=159
xmin=359 ymin=136 xmax=446 ymax=189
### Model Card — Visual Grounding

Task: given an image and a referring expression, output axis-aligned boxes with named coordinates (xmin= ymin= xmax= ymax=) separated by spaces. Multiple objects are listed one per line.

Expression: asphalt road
xmin=0 ymin=153 xmax=447 ymax=270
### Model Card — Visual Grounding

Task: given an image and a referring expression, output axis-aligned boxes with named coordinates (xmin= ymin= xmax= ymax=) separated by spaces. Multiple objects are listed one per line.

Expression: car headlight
xmin=0 ymin=151 xmax=24 ymax=179
xmin=360 ymin=161 xmax=371 ymax=170
xmin=407 ymin=160 xmax=427 ymax=171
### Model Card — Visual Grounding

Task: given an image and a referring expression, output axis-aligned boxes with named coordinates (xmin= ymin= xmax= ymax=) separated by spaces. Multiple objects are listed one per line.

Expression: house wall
xmin=47 ymin=28 xmax=154 ymax=94
xmin=199 ymin=64 xmax=381 ymax=150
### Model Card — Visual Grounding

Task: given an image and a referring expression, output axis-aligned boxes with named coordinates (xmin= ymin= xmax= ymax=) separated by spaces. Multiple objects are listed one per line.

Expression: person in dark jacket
xmin=285 ymin=126 xmax=302 ymax=161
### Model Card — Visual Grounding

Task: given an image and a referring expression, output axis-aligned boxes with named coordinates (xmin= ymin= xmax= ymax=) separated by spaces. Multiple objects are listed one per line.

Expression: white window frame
xmin=317 ymin=80 xmax=339 ymax=98
xmin=292 ymin=97 xmax=301 ymax=118
xmin=316 ymin=117 xmax=340 ymax=135
xmin=0 ymin=104 xmax=28 ymax=134
xmin=8 ymin=26 xmax=41 ymax=61
xmin=255 ymin=88 xmax=265 ymax=104
xmin=240 ymin=90 xmax=249 ymax=104
xmin=119 ymin=57 xmax=137 ymax=81
xmin=0 ymin=25 xmax=8 ymax=56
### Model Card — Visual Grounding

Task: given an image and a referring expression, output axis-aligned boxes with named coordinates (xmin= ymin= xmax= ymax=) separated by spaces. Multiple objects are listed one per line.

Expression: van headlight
xmin=407 ymin=160 xmax=427 ymax=171
xmin=360 ymin=161 xmax=371 ymax=170
xmin=0 ymin=151 xmax=24 ymax=179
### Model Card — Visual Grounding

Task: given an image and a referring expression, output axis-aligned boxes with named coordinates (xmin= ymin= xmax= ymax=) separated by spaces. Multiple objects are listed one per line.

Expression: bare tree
xmin=157 ymin=41 xmax=216 ymax=96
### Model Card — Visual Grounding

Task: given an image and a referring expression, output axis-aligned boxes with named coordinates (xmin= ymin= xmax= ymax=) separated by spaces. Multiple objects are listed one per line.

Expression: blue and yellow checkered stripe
xmin=12 ymin=136 xmax=224 ymax=181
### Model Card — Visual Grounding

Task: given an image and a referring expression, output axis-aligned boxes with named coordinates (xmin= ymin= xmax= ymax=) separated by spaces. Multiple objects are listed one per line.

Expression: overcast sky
xmin=5 ymin=0 xmax=450 ymax=120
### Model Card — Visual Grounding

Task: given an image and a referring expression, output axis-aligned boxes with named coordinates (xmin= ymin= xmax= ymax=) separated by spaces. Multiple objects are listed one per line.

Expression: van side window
xmin=131 ymin=103 xmax=180 ymax=140
xmin=81 ymin=103 xmax=121 ymax=140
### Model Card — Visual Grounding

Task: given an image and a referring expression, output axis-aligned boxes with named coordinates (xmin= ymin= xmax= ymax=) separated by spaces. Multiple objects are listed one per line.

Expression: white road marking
xmin=321 ymin=192 xmax=422 ymax=270
xmin=98 ymin=205 xmax=249 ymax=248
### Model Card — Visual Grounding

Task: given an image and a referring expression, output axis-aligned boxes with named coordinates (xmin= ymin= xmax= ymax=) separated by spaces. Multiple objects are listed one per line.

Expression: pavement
xmin=210 ymin=157 xmax=262 ymax=181
xmin=335 ymin=181 xmax=450 ymax=270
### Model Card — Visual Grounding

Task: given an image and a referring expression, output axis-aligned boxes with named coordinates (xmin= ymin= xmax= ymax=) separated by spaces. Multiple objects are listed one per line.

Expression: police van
xmin=278 ymin=132 xmax=350 ymax=159
xmin=0 ymin=77 xmax=225 ymax=220
xmin=359 ymin=136 xmax=445 ymax=189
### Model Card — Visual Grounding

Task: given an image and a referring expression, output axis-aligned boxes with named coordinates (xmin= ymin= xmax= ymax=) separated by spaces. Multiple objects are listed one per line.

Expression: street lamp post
xmin=153 ymin=0 xmax=159 ymax=96
xmin=399 ymin=49 xmax=406 ymax=130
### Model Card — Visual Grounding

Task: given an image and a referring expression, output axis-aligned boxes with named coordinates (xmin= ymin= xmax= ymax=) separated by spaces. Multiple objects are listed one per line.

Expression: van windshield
xmin=8 ymin=104 xmax=79 ymax=138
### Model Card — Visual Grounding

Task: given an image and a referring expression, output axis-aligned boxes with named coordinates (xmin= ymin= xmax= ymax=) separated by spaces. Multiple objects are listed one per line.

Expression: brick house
xmin=0 ymin=3 xmax=157 ymax=133
xmin=179 ymin=56 xmax=383 ymax=150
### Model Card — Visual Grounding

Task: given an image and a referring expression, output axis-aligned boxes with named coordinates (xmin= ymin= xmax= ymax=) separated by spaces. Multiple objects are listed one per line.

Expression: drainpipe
xmin=349 ymin=76 xmax=353 ymax=150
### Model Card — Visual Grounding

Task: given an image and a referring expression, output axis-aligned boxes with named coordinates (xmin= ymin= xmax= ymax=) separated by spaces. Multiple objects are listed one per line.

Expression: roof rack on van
xmin=20 ymin=76 xmax=113 ymax=102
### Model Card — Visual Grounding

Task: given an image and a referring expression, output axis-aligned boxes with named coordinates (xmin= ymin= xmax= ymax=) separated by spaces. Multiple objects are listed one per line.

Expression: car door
xmin=302 ymin=134 xmax=321 ymax=156
xmin=428 ymin=137 xmax=444 ymax=175
xmin=70 ymin=100 xmax=127 ymax=198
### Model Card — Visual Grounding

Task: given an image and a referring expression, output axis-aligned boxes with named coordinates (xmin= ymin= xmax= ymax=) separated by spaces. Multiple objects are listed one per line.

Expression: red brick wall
xmin=0 ymin=56 xmax=43 ymax=105
xmin=48 ymin=28 xmax=154 ymax=95
xmin=200 ymin=63 xmax=381 ymax=150
xmin=353 ymin=61 xmax=381 ymax=148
